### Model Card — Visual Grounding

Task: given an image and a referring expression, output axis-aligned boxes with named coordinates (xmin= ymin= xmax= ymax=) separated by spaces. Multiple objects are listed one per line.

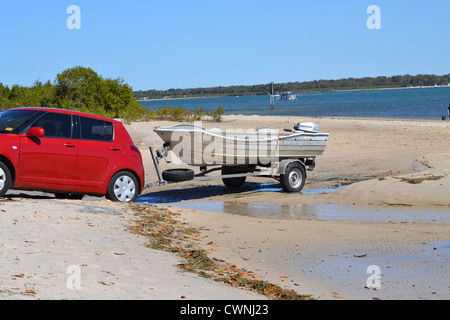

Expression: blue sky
xmin=1 ymin=0 xmax=449 ymax=91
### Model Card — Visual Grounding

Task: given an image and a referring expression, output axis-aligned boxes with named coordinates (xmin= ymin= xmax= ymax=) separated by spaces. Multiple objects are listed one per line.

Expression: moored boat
xmin=276 ymin=92 xmax=297 ymax=101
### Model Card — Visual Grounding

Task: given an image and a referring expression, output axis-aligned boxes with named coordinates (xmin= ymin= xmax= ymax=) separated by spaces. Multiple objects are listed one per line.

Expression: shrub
xmin=151 ymin=105 xmax=224 ymax=122
xmin=207 ymin=105 xmax=224 ymax=122
xmin=191 ymin=106 xmax=205 ymax=121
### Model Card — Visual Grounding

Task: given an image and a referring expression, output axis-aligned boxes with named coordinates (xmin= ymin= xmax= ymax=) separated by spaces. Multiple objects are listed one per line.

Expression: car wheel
xmin=0 ymin=162 xmax=12 ymax=197
xmin=107 ymin=171 xmax=139 ymax=202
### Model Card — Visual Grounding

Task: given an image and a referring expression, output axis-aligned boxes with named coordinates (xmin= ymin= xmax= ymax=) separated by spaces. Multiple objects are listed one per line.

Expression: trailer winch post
xmin=149 ymin=146 xmax=166 ymax=185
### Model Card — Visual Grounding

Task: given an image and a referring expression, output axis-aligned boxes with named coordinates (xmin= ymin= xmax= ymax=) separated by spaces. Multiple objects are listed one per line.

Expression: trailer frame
xmin=145 ymin=146 xmax=315 ymax=192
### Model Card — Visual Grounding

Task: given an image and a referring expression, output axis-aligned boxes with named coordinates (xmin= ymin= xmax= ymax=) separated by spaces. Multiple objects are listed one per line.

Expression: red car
xmin=0 ymin=107 xmax=145 ymax=202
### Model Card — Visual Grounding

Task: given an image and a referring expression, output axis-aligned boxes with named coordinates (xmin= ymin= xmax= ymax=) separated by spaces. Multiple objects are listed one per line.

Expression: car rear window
xmin=80 ymin=116 xmax=114 ymax=142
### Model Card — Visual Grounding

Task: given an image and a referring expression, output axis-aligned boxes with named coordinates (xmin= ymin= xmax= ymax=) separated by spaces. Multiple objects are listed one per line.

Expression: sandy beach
xmin=1 ymin=115 xmax=449 ymax=300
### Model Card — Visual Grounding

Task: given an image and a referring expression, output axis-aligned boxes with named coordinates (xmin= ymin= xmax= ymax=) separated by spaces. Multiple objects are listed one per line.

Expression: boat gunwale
xmin=153 ymin=127 xmax=329 ymax=143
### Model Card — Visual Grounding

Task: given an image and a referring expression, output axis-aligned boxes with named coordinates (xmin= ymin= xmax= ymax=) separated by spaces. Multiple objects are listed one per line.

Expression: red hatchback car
xmin=0 ymin=107 xmax=145 ymax=202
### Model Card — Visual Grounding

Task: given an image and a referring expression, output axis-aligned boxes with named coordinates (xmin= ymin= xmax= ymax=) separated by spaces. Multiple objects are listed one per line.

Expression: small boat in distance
xmin=276 ymin=92 xmax=297 ymax=101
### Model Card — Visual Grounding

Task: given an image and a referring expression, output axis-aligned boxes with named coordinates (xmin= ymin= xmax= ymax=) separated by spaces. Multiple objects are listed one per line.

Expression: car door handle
xmin=110 ymin=146 xmax=123 ymax=151
xmin=64 ymin=143 xmax=77 ymax=148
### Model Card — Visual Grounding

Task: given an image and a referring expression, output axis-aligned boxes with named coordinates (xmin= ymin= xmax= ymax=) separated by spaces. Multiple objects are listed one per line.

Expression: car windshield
xmin=0 ymin=109 xmax=38 ymax=134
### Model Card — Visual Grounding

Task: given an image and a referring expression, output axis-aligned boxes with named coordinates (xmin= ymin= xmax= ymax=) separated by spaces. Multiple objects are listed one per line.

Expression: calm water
xmin=140 ymin=87 xmax=450 ymax=119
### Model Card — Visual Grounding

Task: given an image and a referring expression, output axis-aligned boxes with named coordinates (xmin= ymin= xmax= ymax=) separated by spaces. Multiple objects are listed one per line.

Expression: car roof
xmin=12 ymin=107 xmax=121 ymax=124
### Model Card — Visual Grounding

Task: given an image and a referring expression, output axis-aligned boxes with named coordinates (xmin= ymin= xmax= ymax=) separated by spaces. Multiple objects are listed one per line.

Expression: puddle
xmin=139 ymin=183 xmax=347 ymax=204
xmin=249 ymin=183 xmax=347 ymax=194
xmin=303 ymin=185 xmax=347 ymax=194
xmin=138 ymin=184 xmax=345 ymax=203
xmin=137 ymin=192 xmax=450 ymax=223
xmin=139 ymin=200 xmax=450 ymax=222
xmin=137 ymin=183 xmax=449 ymax=222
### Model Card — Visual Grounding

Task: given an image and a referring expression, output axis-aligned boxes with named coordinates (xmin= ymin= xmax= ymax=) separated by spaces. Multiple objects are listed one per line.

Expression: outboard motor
xmin=294 ymin=122 xmax=320 ymax=133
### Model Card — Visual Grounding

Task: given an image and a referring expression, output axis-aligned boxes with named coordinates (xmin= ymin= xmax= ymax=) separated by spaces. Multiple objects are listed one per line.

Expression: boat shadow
xmin=137 ymin=182 xmax=282 ymax=204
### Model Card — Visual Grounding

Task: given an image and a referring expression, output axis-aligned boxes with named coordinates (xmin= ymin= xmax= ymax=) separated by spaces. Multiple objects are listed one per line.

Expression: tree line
xmin=0 ymin=66 xmax=145 ymax=122
xmin=0 ymin=66 xmax=225 ymax=123
xmin=134 ymin=73 xmax=450 ymax=99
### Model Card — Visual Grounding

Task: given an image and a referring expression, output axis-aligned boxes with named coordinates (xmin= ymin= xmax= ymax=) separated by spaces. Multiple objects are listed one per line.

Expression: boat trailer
xmin=145 ymin=146 xmax=316 ymax=193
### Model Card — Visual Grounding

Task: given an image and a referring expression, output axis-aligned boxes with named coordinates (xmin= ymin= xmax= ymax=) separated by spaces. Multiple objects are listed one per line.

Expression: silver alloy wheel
xmin=113 ymin=175 xmax=136 ymax=202
xmin=288 ymin=168 xmax=302 ymax=189
xmin=0 ymin=167 xmax=5 ymax=190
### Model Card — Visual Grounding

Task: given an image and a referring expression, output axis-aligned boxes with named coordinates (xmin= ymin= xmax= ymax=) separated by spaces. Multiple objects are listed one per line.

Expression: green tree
xmin=55 ymin=66 xmax=100 ymax=110
xmin=54 ymin=66 xmax=144 ymax=121
xmin=0 ymin=83 xmax=10 ymax=110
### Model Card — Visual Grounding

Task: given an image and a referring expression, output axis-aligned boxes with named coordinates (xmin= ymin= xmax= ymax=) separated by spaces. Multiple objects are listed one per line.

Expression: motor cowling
xmin=294 ymin=122 xmax=320 ymax=133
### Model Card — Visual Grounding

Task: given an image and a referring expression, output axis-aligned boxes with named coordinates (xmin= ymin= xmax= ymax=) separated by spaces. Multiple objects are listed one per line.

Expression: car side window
xmin=31 ymin=112 xmax=72 ymax=138
xmin=80 ymin=117 xmax=114 ymax=142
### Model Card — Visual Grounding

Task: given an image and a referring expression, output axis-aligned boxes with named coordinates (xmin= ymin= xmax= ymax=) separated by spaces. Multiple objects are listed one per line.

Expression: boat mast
xmin=270 ymin=82 xmax=275 ymax=110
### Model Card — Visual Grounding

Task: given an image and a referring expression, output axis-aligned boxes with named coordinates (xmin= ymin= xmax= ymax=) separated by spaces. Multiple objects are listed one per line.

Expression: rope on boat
xmin=271 ymin=131 xmax=280 ymax=171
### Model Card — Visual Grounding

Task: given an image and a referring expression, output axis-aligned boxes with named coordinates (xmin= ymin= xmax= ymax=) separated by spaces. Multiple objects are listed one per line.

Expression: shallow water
xmin=137 ymin=189 xmax=450 ymax=223
xmin=294 ymin=239 xmax=450 ymax=300
xmin=136 ymin=186 xmax=450 ymax=299
xmin=138 ymin=183 xmax=345 ymax=203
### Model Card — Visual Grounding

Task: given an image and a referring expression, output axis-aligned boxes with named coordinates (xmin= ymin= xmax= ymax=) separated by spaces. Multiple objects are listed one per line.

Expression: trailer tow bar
xmin=149 ymin=146 xmax=169 ymax=186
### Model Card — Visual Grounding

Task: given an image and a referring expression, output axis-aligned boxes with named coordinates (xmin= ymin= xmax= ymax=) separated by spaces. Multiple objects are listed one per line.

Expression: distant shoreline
xmin=137 ymin=85 xmax=449 ymax=102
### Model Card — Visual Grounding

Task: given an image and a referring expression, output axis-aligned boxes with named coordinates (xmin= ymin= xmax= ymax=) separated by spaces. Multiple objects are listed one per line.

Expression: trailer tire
xmin=280 ymin=162 xmax=306 ymax=193
xmin=221 ymin=166 xmax=246 ymax=189
xmin=162 ymin=169 xmax=195 ymax=182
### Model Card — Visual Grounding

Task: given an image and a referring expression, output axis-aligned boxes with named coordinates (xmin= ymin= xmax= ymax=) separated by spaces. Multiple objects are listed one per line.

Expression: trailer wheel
xmin=280 ymin=162 xmax=306 ymax=193
xmin=162 ymin=169 xmax=194 ymax=182
xmin=221 ymin=166 xmax=246 ymax=189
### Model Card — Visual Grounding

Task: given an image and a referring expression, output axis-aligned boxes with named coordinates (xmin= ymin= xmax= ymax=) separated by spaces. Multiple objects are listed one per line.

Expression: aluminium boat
xmin=153 ymin=122 xmax=328 ymax=167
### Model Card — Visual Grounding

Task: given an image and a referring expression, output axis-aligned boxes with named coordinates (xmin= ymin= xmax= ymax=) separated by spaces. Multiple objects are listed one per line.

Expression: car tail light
xmin=130 ymin=145 xmax=141 ymax=154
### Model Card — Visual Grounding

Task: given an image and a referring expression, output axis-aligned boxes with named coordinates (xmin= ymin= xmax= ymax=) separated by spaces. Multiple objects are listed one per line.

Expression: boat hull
xmin=154 ymin=125 xmax=328 ymax=166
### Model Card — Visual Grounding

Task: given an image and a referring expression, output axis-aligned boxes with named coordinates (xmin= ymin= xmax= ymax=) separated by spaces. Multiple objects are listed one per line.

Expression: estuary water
xmin=140 ymin=86 xmax=450 ymax=119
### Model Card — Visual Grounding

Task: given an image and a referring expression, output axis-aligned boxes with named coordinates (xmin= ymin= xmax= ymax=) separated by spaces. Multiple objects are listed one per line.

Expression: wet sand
xmin=129 ymin=115 xmax=450 ymax=299
xmin=179 ymin=207 xmax=449 ymax=300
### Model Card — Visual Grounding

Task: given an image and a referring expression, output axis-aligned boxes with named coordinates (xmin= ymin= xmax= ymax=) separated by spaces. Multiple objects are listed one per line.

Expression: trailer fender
xmin=276 ymin=159 xmax=307 ymax=177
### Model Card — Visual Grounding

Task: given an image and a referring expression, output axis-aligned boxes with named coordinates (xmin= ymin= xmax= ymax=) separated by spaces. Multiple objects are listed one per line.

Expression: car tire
xmin=0 ymin=162 xmax=12 ymax=197
xmin=107 ymin=171 xmax=139 ymax=202
xmin=162 ymin=169 xmax=194 ymax=182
